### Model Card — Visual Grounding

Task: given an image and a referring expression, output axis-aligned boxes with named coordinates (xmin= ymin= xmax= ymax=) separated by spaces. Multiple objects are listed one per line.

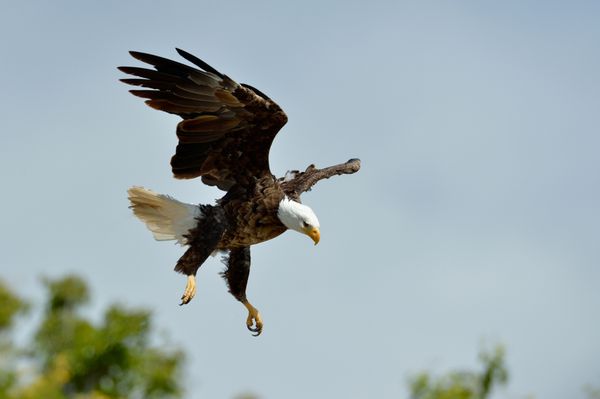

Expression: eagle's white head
xmin=277 ymin=197 xmax=320 ymax=245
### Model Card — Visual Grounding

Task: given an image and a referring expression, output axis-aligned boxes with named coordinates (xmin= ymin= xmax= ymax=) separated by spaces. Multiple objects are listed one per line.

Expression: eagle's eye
xmin=302 ymin=220 xmax=309 ymax=228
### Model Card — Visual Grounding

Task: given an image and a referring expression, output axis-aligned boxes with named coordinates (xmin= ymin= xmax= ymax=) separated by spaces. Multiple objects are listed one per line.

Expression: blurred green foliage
xmin=586 ymin=386 xmax=600 ymax=399
xmin=0 ymin=275 xmax=184 ymax=399
xmin=1 ymin=276 xmax=597 ymax=399
xmin=0 ymin=280 xmax=29 ymax=331
xmin=408 ymin=346 xmax=508 ymax=399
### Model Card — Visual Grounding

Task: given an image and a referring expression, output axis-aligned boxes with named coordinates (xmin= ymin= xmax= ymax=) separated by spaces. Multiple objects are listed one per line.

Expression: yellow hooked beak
xmin=303 ymin=226 xmax=320 ymax=245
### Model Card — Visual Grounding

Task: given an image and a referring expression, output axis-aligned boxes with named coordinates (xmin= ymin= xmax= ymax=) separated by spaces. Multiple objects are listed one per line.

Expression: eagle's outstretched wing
xmin=119 ymin=49 xmax=288 ymax=190
xmin=279 ymin=159 xmax=362 ymax=199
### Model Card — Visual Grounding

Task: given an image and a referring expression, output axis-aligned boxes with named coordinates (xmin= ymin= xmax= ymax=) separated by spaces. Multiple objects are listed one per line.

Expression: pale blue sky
xmin=1 ymin=1 xmax=599 ymax=398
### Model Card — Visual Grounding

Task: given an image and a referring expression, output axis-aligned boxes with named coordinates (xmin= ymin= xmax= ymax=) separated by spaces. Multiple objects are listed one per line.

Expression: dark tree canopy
xmin=408 ymin=346 xmax=508 ymax=399
xmin=0 ymin=275 xmax=184 ymax=399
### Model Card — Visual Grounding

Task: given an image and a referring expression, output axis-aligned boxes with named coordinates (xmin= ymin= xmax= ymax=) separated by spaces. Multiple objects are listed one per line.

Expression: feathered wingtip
xmin=117 ymin=48 xmax=224 ymax=78
xmin=175 ymin=48 xmax=224 ymax=78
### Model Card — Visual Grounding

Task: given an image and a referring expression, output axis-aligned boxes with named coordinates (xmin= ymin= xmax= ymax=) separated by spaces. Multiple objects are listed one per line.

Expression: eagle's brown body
xmin=120 ymin=49 xmax=360 ymax=335
xmin=218 ymin=177 xmax=287 ymax=248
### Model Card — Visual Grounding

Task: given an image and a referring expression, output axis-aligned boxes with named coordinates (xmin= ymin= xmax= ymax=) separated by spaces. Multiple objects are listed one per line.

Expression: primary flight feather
xmin=119 ymin=49 xmax=360 ymax=336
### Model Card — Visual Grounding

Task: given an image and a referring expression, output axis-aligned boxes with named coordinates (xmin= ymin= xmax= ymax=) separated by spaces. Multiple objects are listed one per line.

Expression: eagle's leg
xmin=175 ymin=205 xmax=227 ymax=305
xmin=175 ymin=246 xmax=213 ymax=305
xmin=221 ymin=247 xmax=263 ymax=336
xmin=243 ymin=300 xmax=263 ymax=336
xmin=181 ymin=275 xmax=196 ymax=305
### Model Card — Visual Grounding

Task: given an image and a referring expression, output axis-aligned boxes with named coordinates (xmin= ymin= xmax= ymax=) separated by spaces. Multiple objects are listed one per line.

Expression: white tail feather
xmin=127 ymin=186 xmax=201 ymax=245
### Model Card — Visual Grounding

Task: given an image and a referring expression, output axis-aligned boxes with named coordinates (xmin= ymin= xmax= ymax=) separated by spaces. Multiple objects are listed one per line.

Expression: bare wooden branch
xmin=280 ymin=158 xmax=361 ymax=197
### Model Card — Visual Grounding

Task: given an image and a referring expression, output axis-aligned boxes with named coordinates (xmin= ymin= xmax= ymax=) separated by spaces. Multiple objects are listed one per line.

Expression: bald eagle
xmin=119 ymin=49 xmax=360 ymax=336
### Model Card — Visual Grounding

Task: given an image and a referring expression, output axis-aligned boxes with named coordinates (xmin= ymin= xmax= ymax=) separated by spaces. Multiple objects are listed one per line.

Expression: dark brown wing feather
xmin=279 ymin=159 xmax=362 ymax=199
xmin=119 ymin=49 xmax=288 ymax=190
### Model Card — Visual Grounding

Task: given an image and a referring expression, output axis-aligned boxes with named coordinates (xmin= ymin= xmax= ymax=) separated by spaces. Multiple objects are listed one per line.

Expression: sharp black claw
xmin=247 ymin=324 xmax=262 ymax=336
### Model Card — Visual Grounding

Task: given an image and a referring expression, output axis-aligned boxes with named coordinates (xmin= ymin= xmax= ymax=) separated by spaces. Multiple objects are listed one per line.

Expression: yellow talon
xmin=243 ymin=301 xmax=263 ymax=336
xmin=180 ymin=275 xmax=196 ymax=305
